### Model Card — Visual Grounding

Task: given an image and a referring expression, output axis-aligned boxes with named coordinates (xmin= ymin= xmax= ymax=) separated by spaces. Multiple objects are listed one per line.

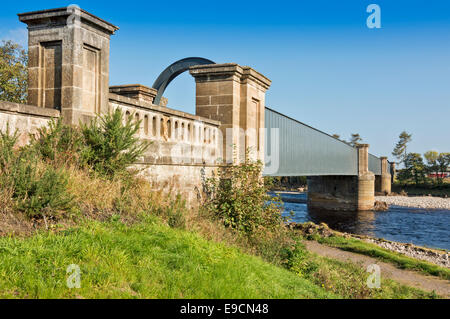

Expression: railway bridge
xmin=13 ymin=6 xmax=392 ymax=211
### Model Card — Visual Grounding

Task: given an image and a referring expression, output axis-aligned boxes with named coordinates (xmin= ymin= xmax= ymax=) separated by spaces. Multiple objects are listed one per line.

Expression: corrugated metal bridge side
xmin=369 ymin=154 xmax=381 ymax=175
xmin=264 ymin=107 xmax=385 ymax=177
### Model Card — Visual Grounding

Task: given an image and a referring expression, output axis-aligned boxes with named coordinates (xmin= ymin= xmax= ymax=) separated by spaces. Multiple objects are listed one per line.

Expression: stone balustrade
xmin=109 ymin=91 xmax=221 ymax=166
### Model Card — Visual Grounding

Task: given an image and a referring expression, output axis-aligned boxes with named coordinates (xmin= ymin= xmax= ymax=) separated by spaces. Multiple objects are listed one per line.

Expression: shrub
xmin=0 ymin=123 xmax=18 ymax=173
xmin=0 ymin=126 xmax=74 ymax=219
xmin=31 ymin=118 xmax=88 ymax=167
xmin=154 ymin=194 xmax=187 ymax=229
xmin=81 ymin=108 xmax=149 ymax=178
xmin=202 ymin=151 xmax=286 ymax=236
xmin=15 ymin=166 xmax=73 ymax=219
xmin=32 ymin=109 xmax=149 ymax=178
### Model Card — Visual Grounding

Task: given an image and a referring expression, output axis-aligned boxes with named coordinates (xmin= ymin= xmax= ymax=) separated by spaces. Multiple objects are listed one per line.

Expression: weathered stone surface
xmin=357 ymin=144 xmax=375 ymax=210
xmin=19 ymin=7 xmax=119 ymax=124
xmin=110 ymin=97 xmax=221 ymax=167
xmin=110 ymin=84 xmax=158 ymax=104
xmin=190 ymin=63 xmax=271 ymax=164
xmin=136 ymin=164 xmax=217 ymax=204
xmin=0 ymin=101 xmax=59 ymax=146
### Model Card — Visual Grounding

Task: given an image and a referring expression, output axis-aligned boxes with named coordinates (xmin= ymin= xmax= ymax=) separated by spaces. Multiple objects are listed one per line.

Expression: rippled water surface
xmin=276 ymin=192 xmax=450 ymax=251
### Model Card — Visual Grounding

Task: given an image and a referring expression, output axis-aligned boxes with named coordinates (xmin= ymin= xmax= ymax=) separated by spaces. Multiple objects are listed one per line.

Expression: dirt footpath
xmin=305 ymin=240 xmax=450 ymax=298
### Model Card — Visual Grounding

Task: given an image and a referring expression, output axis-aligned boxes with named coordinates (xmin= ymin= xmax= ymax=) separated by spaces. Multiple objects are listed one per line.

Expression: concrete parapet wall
xmin=0 ymin=100 xmax=60 ymax=146
xmin=136 ymin=164 xmax=217 ymax=204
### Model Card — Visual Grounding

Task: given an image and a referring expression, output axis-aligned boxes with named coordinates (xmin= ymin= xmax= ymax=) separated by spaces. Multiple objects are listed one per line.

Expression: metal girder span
xmin=369 ymin=153 xmax=382 ymax=176
xmin=264 ymin=107 xmax=358 ymax=176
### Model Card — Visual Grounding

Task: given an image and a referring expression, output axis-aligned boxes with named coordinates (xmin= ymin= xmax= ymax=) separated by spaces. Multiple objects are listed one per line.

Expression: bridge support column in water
xmin=307 ymin=144 xmax=375 ymax=211
xmin=390 ymin=162 xmax=396 ymax=184
xmin=375 ymin=157 xmax=392 ymax=195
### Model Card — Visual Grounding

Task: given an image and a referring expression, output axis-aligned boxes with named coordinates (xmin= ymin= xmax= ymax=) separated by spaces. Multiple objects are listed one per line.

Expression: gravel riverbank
xmin=293 ymin=223 xmax=449 ymax=269
xmin=361 ymin=237 xmax=449 ymax=268
xmin=376 ymin=196 xmax=450 ymax=210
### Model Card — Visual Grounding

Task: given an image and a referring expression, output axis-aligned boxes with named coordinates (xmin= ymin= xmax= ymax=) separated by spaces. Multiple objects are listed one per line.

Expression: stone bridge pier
xmin=375 ymin=157 xmax=392 ymax=195
xmin=307 ymin=144 xmax=375 ymax=211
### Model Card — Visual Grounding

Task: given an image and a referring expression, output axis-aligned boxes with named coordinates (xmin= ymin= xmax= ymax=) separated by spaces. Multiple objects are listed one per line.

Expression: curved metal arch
xmin=152 ymin=57 xmax=215 ymax=106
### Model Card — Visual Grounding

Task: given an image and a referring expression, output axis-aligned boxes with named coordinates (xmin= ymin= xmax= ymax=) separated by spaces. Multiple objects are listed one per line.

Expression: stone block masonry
xmin=375 ymin=157 xmax=392 ymax=195
xmin=0 ymin=101 xmax=59 ymax=147
xmin=190 ymin=64 xmax=271 ymax=164
xmin=109 ymin=89 xmax=221 ymax=202
xmin=18 ymin=7 xmax=118 ymax=125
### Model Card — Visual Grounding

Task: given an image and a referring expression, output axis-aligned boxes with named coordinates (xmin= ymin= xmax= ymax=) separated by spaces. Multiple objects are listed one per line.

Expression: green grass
xmin=288 ymin=242 xmax=439 ymax=299
xmin=312 ymin=235 xmax=450 ymax=280
xmin=0 ymin=215 xmax=335 ymax=299
xmin=0 ymin=215 xmax=438 ymax=299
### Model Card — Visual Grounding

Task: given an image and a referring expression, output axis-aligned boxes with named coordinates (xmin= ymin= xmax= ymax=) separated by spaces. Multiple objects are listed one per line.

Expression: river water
xmin=275 ymin=192 xmax=450 ymax=251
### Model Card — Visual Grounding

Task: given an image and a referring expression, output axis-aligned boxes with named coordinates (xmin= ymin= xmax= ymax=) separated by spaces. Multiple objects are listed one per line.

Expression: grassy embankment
xmin=0 ymin=216 xmax=438 ymax=299
xmin=0 ymin=112 xmax=441 ymax=299
xmin=0 ymin=216 xmax=333 ymax=299
xmin=296 ymin=224 xmax=449 ymax=280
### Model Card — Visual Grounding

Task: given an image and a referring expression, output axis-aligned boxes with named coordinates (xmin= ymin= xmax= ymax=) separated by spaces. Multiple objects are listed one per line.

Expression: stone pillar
xmin=391 ymin=162 xmax=396 ymax=184
xmin=190 ymin=63 xmax=271 ymax=164
xmin=375 ymin=157 xmax=392 ymax=195
xmin=19 ymin=7 xmax=118 ymax=125
xmin=380 ymin=157 xmax=392 ymax=194
xmin=109 ymin=84 xmax=168 ymax=106
xmin=357 ymin=144 xmax=375 ymax=210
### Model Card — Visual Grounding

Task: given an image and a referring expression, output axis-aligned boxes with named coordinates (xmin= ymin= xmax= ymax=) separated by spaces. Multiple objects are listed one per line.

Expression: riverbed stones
xmin=374 ymin=201 xmax=389 ymax=211
xmin=375 ymin=196 xmax=450 ymax=210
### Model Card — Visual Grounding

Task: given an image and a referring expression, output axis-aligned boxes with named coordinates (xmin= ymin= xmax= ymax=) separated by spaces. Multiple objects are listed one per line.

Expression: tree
xmin=403 ymin=153 xmax=425 ymax=185
xmin=0 ymin=40 xmax=28 ymax=104
xmin=392 ymin=131 xmax=412 ymax=166
xmin=424 ymin=151 xmax=439 ymax=184
xmin=437 ymin=153 xmax=450 ymax=184
xmin=332 ymin=134 xmax=340 ymax=140
xmin=348 ymin=133 xmax=362 ymax=147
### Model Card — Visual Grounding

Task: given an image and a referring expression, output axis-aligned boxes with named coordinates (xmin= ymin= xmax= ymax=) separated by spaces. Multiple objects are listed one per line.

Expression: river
xmin=274 ymin=192 xmax=450 ymax=251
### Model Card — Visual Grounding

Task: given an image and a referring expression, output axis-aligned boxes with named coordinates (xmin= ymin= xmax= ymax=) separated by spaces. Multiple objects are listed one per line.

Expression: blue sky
xmin=1 ymin=0 xmax=449 ymax=160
